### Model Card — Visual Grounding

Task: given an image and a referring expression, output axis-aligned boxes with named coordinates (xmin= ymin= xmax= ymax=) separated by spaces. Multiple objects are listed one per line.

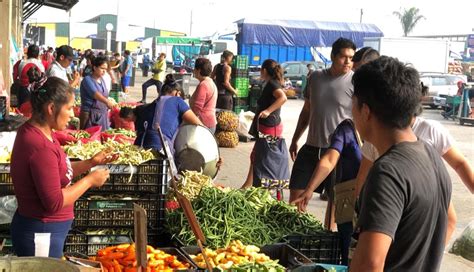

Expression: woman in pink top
xmin=10 ymin=76 xmax=117 ymax=258
xmin=190 ymin=58 xmax=218 ymax=133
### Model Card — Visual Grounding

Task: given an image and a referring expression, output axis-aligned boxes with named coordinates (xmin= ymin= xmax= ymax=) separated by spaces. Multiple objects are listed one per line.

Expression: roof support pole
xmin=0 ymin=0 xmax=14 ymax=95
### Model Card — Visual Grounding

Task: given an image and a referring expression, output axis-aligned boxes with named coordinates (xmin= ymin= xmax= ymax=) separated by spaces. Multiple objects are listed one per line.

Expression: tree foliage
xmin=393 ymin=7 xmax=426 ymax=36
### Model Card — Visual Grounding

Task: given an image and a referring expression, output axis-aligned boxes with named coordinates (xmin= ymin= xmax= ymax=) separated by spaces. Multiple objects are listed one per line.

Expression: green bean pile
xmin=166 ymin=187 xmax=323 ymax=248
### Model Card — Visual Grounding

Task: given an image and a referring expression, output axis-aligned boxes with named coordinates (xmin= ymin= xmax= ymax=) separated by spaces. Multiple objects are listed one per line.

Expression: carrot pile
xmin=90 ymin=243 xmax=191 ymax=272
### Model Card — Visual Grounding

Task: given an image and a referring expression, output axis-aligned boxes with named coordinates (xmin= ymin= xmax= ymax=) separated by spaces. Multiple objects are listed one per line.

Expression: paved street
xmin=127 ymin=72 xmax=474 ymax=270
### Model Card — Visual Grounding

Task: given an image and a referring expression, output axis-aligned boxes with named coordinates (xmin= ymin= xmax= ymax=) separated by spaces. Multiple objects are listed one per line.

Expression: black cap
xmin=56 ymin=45 xmax=74 ymax=59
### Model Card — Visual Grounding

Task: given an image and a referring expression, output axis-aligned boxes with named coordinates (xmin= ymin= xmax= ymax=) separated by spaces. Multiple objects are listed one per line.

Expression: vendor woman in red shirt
xmin=10 ymin=76 xmax=117 ymax=258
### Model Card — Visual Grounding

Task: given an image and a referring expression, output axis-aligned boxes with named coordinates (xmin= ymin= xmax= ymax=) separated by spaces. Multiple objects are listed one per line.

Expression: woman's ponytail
xmin=262 ymin=59 xmax=284 ymax=84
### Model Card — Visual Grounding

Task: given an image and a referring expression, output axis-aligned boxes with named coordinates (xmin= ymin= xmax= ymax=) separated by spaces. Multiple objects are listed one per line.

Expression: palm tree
xmin=393 ymin=7 xmax=426 ymax=37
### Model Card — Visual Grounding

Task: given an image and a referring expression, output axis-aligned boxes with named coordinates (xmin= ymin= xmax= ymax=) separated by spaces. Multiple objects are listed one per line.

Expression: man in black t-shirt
xmin=350 ymin=57 xmax=452 ymax=272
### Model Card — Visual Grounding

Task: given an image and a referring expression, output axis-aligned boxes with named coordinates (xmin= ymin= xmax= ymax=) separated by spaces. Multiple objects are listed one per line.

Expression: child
xmin=292 ymin=119 xmax=361 ymax=265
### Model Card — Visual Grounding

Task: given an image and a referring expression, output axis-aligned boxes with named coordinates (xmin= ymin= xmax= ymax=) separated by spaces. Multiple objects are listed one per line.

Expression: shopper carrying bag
xmin=241 ymin=59 xmax=288 ymax=189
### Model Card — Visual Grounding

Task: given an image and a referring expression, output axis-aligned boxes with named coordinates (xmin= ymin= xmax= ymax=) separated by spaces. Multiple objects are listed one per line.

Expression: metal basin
xmin=0 ymin=257 xmax=80 ymax=272
xmin=174 ymin=125 xmax=220 ymax=178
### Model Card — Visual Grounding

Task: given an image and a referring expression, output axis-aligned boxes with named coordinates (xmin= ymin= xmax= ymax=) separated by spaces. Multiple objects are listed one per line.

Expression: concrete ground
xmin=126 ymin=72 xmax=474 ymax=270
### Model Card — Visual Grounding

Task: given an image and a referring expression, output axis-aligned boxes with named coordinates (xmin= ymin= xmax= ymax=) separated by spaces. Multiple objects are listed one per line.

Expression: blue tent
xmin=236 ymin=18 xmax=383 ymax=48
xmin=235 ymin=18 xmax=383 ymax=66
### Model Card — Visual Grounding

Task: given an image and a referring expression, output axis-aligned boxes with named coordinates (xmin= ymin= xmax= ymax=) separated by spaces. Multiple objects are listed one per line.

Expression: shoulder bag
xmin=333 ymin=121 xmax=362 ymax=225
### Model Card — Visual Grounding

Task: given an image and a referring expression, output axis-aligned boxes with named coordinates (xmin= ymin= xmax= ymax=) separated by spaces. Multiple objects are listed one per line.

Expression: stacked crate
xmin=231 ymin=55 xmax=250 ymax=113
xmin=249 ymin=84 xmax=263 ymax=113
xmin=64 ymin=159 xmax=170 ymax=256
xmin=109 ymin=83 xmax=121 ymax=103
xmin=0 ymin=156 xmax=170 ymax=256
xmin=0 ymin=163 xmax=13 ymax=255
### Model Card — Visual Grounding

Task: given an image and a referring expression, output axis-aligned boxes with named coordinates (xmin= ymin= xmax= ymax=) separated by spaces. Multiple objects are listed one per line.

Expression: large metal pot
xmin=0 ymin=257 xmax=80 ymax=272
xmin=174 ymin=125 xmax=220 ymax=178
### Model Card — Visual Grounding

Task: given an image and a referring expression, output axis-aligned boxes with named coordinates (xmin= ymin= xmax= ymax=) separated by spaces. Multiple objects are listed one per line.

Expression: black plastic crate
xmin=260 ymin=243 xmax=312 ymax=269
xmin=283 ymin=232 xmax=341 ymax=265
xmin=181 ymin=243 xmax=311 ymax=270
xmin=80 ymin=159 xmax=169 ymax=195
xmin=232 ymin=69 xmax=249 ymax=78
xmin=292 ymin=263 xmax=348 ymax=272
xmin=0 ymin=231 xmax=13 ymax=256
xmin=0 ymin=164 xmax=14 ymax=196
xmin=73 ymin=195 xmax=166 ymax=229
xmin=233 ymin=97 xmax=249 ymax=107
xmin=64 ymin=228 xmax=161 ymax=256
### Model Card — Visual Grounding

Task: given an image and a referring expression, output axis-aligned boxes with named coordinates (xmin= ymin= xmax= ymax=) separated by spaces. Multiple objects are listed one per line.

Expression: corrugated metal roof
xmin=24 ymin=0 xmax=79 ymax=21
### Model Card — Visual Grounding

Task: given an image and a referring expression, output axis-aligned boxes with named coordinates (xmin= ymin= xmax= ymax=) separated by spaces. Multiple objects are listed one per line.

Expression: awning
xmin=23 ymin=0 xmax=79 ymax=21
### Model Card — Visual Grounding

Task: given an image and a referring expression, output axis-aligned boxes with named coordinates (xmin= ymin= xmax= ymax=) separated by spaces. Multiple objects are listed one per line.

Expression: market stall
xmin=0 ymin=108 xmax=344 ymax=271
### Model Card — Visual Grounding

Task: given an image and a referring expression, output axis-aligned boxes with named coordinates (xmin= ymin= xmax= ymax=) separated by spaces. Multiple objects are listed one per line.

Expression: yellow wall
xmin=160 ymin=30 xmax=186 ymax=37
xmin=36 ymin=23 xmax=56 ymax=30
xmin=71 ymin=38 xmax=92 ymax=51
xmin=55 ymin=36 xmax=69 ymax=47
xmin=126 ymin=41 xmax=141 ymax=51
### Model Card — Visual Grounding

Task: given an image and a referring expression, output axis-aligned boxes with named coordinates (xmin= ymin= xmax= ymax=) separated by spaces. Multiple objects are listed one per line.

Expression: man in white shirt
xmin=46 ymin=45 xmax=80 ymax=87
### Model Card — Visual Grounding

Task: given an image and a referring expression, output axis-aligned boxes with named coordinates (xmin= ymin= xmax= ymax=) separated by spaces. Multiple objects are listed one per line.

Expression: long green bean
xmin=165 ymin=187 xmax=324 ymax=248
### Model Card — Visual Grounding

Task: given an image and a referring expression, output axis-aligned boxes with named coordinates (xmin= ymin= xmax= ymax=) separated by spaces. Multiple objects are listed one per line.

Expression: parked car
xmin=248 ymin=66 xmax=262 ymax=86
xmin=281 ymin=61 xmax=325 ymax=95
xmin=420 ymin=73 xmax=466 ymax=108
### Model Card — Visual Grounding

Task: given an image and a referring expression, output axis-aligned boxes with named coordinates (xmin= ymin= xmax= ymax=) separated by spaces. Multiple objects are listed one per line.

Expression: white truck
xmin=363 ymin=37 xmax=450 ymax=74
xmin=364 ymin=37 xmax=461 ymax=108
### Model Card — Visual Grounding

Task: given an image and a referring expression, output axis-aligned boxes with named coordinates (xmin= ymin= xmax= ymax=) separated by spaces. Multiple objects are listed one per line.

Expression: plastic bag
xmin=0 ymin=196 xmax=17 ymax=225
xmin=0 ymin=132 xmax=17 ymax=152
xmin=236 ymin=110 xmax=254 ymax=138
xmin=53 ymin=126 xmax=102 ymax=145
xmin=110 ymin=107 xmax=135 ymax=131
xmin=101 ymin=132 xmax=135 ymax=144
xmin=73 ymin=106 xmax=81 ymax=118
xmin=449 ymin=220 xmax=474 ymax=261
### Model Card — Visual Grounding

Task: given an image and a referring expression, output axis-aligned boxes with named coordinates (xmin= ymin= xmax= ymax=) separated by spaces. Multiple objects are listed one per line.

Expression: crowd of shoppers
xmin=7 ymin=38 xmax=472 ymax=272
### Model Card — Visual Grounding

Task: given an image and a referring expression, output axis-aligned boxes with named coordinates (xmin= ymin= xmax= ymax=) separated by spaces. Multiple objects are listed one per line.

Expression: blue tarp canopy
xmin=236 ymin=18 xmax=383 ymax=47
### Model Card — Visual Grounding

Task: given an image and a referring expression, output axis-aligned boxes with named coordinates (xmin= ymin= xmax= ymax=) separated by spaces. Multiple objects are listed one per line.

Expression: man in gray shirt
xmin=289 ymin=38 xmax=355 ymax=205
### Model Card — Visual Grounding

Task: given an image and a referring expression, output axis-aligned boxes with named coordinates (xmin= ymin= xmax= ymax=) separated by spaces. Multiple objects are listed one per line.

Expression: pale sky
xmin=30 ymin=0 xmax=474 ymax=38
